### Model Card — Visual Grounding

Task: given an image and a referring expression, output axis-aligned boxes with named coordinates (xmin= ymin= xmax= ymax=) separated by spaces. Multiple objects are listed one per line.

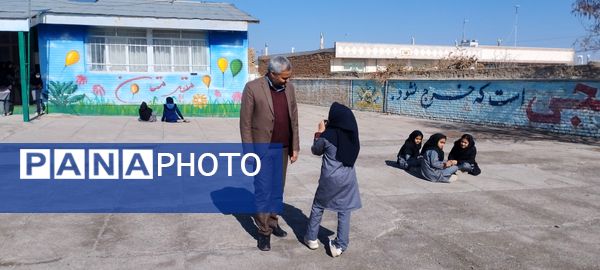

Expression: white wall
xmin=335 ymin=42 xmax=574 ymax=64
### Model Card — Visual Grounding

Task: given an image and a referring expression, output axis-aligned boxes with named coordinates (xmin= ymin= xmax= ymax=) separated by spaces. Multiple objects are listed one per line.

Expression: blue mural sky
xmin=210 ymin=0 xmax=593 ymax=57
xmin=39 ymin=24 xmax=248 ymax=109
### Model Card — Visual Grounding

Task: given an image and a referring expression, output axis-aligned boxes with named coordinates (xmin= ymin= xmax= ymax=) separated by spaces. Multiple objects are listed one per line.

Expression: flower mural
xmin=232 ymin=92 xmax=242 ymax=103
xmin=214 ymin=90 xmax=222 ymax=98
xmin=353 ymin=81 xmax=384 ymax=112
xmin=76 ymin=75 xmax=87 ymax=85
xmin=193 ymin=94 xmax=208 ymax=108
xmin=92 ymin=85 xmax=105 ymax=96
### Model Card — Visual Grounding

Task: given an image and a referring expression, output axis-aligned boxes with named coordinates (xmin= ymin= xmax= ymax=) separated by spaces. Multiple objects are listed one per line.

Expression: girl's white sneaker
xmin=304 ymin=237 xmax=319 ymax=250
xmin=329 ymin=239 xmax=343 ymax=257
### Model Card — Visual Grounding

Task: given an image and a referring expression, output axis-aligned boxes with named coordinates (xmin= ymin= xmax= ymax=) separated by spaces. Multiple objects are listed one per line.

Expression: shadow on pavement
xmin=419 ymin=120 xmax=600 ymax=145
xmin=281 ymin=203 xmax=334 ymax=247
xmin=385 ymin=160 xmax=425 ymax=180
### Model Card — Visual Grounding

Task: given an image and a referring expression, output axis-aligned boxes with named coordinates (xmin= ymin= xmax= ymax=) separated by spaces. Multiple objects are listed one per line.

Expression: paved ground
xmin=1 ymin=104 xmax=599 ymax=270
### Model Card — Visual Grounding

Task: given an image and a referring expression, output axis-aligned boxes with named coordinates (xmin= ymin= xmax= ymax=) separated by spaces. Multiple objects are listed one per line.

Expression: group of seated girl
xmin=138 ymin=97 xmax=187 ymax=123
xmin=396 ymin=130 xmax=481 ymax=183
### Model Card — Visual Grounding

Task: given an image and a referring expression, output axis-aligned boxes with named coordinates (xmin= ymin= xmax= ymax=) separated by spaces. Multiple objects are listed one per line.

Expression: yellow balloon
xmin=217 ymin=58 xmax=228 ymax=73
xmin=65 ymin=50 xmax=80 ymax=66
xmin=130 ymin=83 xmax=140 ymax=95
xmin=202 ymin=75 xmax=211 ymax=89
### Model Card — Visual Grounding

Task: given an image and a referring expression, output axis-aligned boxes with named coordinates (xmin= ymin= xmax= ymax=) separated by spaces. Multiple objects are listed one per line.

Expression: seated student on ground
xmin=138 ymin=102 xmax=157 ymax=122
xmin=161 ymin=97 xmax=186 ymax=123
xmin=396 ymin=130 xmax=423 ymax=170
xmin=420 ymin=133 xmax=459 ymax=183
xmin=448 ymin=134 xmax=481 ymax=176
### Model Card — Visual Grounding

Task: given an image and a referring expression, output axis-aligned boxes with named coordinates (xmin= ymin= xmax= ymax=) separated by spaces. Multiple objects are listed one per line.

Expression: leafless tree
xmin=573 ymin=0 xmax=600 ymax=50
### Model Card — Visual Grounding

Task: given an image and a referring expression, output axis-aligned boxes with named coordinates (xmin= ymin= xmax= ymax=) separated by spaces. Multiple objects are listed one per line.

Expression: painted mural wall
xmin=386 ymin=80 xmax=600 ymax=137
xmin=38 ymin=25 xmax=248 ymax=117
xmin=294 ymin=79 xmax=600 ymax=138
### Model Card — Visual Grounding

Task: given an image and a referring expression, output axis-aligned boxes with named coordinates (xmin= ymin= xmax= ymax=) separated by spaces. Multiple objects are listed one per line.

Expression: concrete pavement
xmin=0 ymin=104 xmax=599 ymax=269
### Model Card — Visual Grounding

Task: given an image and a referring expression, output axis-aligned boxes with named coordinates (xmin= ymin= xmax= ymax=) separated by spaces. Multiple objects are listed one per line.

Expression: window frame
xmin=85 ymin=28 xmax=210 ymax=74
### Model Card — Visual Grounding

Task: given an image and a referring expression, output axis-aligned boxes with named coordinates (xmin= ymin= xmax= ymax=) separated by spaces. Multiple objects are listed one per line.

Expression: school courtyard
xmin=0 ymin=103 xmax=599 ymax=269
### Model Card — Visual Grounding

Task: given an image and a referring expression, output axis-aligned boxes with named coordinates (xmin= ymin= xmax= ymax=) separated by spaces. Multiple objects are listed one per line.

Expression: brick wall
xmin=258 ymin=50 xmax=335 ymax=77
xmin=292 ymin=79 xmax=350 ymax=107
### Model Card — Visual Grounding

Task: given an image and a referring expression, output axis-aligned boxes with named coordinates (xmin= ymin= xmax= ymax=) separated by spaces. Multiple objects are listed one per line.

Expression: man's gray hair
xmin=267 ymin=56 xmax=292 ymax=73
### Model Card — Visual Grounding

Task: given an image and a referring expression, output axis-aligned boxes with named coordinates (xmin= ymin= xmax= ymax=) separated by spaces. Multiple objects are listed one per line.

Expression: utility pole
xmin=264 ymin=42 xmax=268 ymax=56
xmin=320 ymin=32 xmax=324 ymax=49
xmin=514 ymin=5 xmax=520 ymax=47
xmin=462 ymin=18 xmax=468 ymax=41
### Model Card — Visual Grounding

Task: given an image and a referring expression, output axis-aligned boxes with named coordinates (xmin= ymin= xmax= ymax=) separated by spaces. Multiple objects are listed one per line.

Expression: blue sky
xmin=212 ymin=0 xmax=591 ymax=56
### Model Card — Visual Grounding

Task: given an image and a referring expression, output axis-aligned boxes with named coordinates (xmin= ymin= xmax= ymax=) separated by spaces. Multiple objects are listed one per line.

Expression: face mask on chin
xmin=266 ymin=75 xmax=285 ymax=92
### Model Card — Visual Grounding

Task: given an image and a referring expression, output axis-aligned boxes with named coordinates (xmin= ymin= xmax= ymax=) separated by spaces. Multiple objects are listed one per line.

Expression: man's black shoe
xmin=257 ymin=234 xmax=270 ymax=251
xmin=272 ymin=225 xmax=288 ymax=237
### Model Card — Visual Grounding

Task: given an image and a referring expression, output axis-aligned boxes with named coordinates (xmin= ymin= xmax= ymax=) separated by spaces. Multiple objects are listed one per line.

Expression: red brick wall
xmin=258 ymin=51 xmax=335 ymax=77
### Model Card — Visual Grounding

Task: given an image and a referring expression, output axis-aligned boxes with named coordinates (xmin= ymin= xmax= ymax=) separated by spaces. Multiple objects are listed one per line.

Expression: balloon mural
xmin=130 ymin=83 xmax=140 ymax=99
xmin=230 ymin=59 xmax=242 ymax=78
xmin=65 ymin=50 xmax=80 ymax=67
xmin=202 ymin=75 xmax=211 ymax=89
xmin=217 ymin=58 xmax=228 ymax=88
xmin=216 ymin=57 xmax=243 ymax=88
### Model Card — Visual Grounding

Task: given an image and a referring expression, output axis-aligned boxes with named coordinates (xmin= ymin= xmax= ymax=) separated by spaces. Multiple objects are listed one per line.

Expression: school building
xmin=0 ymin=0 xmax=258 ymax=120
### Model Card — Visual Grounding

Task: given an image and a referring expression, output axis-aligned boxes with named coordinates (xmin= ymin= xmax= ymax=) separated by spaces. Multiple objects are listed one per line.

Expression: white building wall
xmin=335 ymin=42 xmax=574 ymax=64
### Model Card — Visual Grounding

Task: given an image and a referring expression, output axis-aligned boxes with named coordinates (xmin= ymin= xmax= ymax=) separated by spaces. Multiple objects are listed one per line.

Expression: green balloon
xmin=230 ymin=59 xmax=243 ymax=77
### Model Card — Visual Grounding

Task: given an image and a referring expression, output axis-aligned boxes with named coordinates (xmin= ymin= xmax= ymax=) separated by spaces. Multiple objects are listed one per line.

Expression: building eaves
xmin=0 ymin=0 xmax=259 ymax=22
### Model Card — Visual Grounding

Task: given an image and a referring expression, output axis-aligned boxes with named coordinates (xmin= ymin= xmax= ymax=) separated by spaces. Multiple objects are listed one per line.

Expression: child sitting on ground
xmin=448 ymin=134 xmax=481 ymax=176
xmin=420 ymin=133 xmax=459 ymax=183
xmin=138 ymin=101 xmax=157 ymax=122
xmin=396 ymin=130 xmax=423 ymax=170
xmin=161 ymin=97 xmax=187 ymax=123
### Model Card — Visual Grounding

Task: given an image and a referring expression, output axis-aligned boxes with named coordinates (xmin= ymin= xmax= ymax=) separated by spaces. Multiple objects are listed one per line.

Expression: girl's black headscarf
xmin=320 ymin=102 xmax=360 ymax=167
xmin=398 ymin=130 xmax=423 ymax=159
xmin=166 ymin=97 xmax=174 ymax=104
xmin=420 ymin=133 xmax=447 ymax=161
xmin=448 ymin=134 xmax=477 ymax=164
xmin=139 ymin=101 xmax=152 ymax=121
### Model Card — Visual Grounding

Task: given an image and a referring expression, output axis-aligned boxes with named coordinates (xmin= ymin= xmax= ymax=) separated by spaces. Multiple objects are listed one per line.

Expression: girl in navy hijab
xmin=304 ymin=102 xmax=361 ymax=258
xmin=161 ymin=97 xmax=185 ymax=123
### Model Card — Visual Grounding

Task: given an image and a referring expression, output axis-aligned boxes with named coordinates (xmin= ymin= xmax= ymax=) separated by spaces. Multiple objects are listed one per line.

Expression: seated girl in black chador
xmin=396 ymin=130 xmax=423 ymax=170
xmin=138 ymin=101 xmax=156 ymax=122
xmin=448 ymin=134 xmax=481 ymax=176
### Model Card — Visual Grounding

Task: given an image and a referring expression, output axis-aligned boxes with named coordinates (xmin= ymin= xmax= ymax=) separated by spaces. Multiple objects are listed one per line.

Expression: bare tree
xmin=573 ymin=0 xmax=600 ymax=50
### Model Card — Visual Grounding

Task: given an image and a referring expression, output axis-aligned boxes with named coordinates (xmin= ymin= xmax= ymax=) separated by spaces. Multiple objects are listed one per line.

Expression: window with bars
xmin=153 ymin=30 xmax=209 ymax=73
xmin=86 ymin=28 xmax=209 ymax=73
